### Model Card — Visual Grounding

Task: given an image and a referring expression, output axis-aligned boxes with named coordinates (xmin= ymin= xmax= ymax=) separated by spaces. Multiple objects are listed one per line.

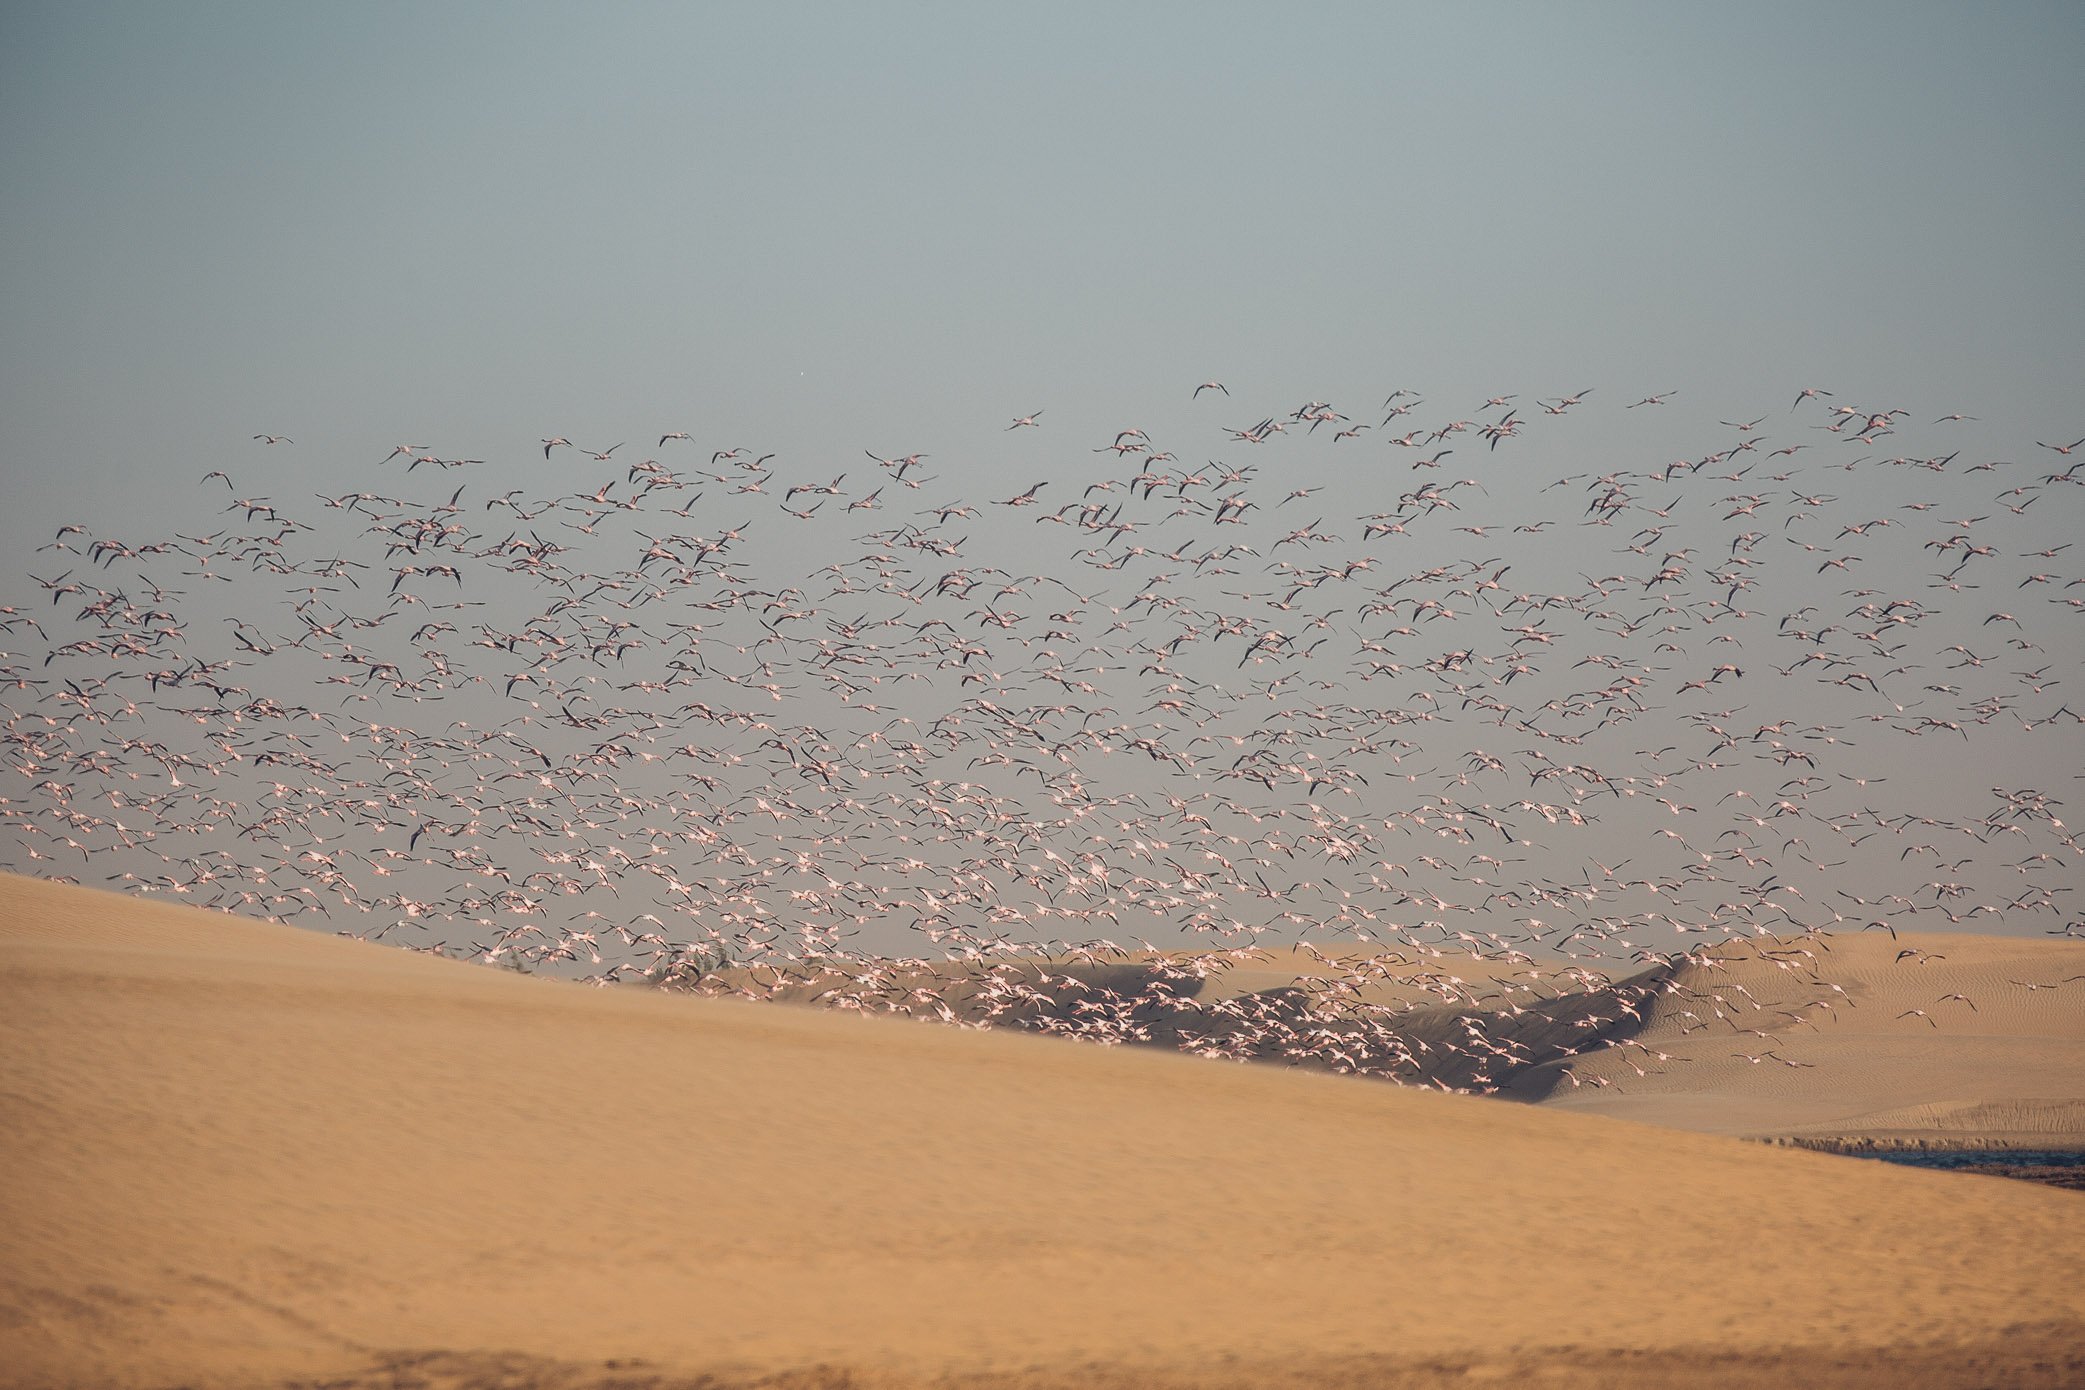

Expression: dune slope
xmin=1513 ymin=932 xmax=2085 ymax=1142
xmin=3 ymin=874 xmax=2081 ymax=1389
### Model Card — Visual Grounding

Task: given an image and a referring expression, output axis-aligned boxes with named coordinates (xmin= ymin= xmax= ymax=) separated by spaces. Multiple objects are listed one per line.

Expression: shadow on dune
xmin=687 ymin=952 xmax=1690 ymax=1097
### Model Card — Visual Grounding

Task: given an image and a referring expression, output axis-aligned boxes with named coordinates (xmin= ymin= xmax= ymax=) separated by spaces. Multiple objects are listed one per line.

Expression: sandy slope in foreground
xmin=3 ymin=873 xmax=2082 ymax=1390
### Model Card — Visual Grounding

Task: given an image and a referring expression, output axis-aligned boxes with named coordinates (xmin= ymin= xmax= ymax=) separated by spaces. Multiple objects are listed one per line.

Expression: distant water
xmin=1860 ymin=1149 xmax=2085 ymax=1171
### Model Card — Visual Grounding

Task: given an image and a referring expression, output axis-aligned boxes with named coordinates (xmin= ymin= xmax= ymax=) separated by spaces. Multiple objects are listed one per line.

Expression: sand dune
xmin=1505 ymin=932 xmax=2085 ymax=1143
xmin=703 ymin=931 xmax=2085 ymax=1148
xmin=4 ymin=873 xmax=2083 ymax=1389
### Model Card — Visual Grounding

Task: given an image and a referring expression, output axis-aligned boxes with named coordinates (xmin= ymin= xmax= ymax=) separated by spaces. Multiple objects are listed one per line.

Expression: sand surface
xmin=4 ymin=873 xmax=2083 ymax=1389
xmin=1511 ymin=932 xmax=2085 ymax=1144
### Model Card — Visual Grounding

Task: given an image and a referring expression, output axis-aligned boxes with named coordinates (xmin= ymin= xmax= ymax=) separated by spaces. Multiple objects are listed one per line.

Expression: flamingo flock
xmin=4 ymin=382 xmax=2081 ymax=1087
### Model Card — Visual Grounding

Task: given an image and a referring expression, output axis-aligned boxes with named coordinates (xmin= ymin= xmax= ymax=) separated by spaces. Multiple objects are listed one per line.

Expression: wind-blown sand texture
xmin=4 ymin=873 xmax=2083 ymax=1389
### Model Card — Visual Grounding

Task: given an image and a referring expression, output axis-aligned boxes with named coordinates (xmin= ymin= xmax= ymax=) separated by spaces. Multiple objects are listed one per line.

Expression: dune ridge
xmin=4 ymin=872 xmax=2083 ymax=1389
xmin=692 ymin=926 xmax=2085 ymax=1149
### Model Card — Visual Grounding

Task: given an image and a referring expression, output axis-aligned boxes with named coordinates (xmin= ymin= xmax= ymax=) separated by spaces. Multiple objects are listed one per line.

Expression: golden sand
xmin=3 ymin=873 xmax=2080 ymax=1388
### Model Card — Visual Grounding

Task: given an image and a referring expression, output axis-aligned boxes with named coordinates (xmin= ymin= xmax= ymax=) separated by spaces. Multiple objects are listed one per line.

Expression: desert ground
xmin=4 ymin=872 xmax=2083 ymax=1389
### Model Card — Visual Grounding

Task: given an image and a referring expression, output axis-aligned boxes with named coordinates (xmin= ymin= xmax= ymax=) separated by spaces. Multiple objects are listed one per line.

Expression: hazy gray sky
xmin=4 ymin=1 xmax=2082 ymax=554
